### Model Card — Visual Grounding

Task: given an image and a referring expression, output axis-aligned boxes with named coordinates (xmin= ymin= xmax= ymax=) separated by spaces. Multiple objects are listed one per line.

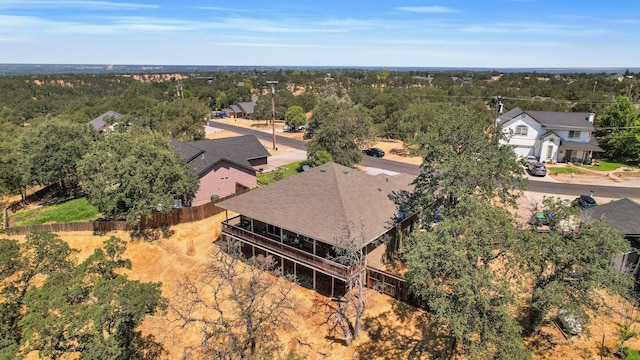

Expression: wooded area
xmin=1 ymin=68 xmax=639 ymax=359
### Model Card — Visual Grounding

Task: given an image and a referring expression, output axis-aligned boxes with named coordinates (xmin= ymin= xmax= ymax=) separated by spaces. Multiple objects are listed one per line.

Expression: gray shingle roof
xmin=560 ymin=139 xmax=605 ymax=152
xmin=171 ymin=135 xmax=269 ymax=177
xmin=237 ymin=101 xmax=255 ymax=114
xmin=88 ymin=110 xmax=123 ymax=130
xmin=217 ymin=162 xmax=415 ymax=247
xmin=584 ymin=198 xmax=640 ymax=236
xmin=497 ymin=107 xmax=595 ymax=131
xmin=527 ymin=110 xmax=595 ymax=131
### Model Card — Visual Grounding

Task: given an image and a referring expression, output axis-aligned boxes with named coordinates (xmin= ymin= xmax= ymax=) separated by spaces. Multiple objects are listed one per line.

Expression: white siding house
xmin=497 ymin=107 xmax=604 ymax=164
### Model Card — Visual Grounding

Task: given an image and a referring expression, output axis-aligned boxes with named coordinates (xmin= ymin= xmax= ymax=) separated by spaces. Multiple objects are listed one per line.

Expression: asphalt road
xmin=211 ymin=120 xmax=640 ymax=199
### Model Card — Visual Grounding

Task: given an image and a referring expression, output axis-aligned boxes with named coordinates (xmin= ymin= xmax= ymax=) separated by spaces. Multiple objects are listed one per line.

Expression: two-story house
xmin=216 ymin=162 xmax=418 ymax=298
xmin=496 ymin=107 xmax=604 ymax=163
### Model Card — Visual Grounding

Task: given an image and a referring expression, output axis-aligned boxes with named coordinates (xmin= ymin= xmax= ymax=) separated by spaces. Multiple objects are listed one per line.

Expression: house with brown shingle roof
xmin=171 ymin=135 xmax=269 ymax=206
xmin=496 ymin=107 xmax=604 ymax=163
xmin=216 ymin=162 xmax=418 ymax=297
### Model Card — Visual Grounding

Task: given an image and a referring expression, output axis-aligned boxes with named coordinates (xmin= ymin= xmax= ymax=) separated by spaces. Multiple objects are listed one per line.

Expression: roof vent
xmin=377 ymin=188 xmax=382 ymax=192
xmin=320 ymin=169 xmax=326 ymax=173
xmin=201 ymin=154 xmax=204 ymax=159
xmin=386 ymin=176 xmax=389 ymax=182
xmin=343 ymin=171 xmax=348 ymax=175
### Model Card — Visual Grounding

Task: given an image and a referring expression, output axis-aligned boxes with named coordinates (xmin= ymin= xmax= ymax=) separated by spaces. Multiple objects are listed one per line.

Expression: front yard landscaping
xmin=257 ymin=161 xmax=305 ymax=185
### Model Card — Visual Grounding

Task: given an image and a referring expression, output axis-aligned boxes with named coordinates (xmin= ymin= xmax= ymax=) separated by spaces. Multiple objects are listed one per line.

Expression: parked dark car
xmin=573 ymin=195 xmax=598 ymax=209
xmin=363 ymin=147 xmax=385 ymax=157
xmin=527 ymin=161 xmax=547 ymax=176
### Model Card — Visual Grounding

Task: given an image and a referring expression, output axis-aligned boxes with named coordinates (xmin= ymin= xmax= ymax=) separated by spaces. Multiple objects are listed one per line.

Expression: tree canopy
xmin=18 ymin=119 xmax=92 ymax=189
xmin=0 ymin=232 xmax=166 ymax=359
xmin=284 ymin=105 xmax=307 ymax=130
xmin=595 ymin=96 xmax=640 ymax=160
xmin=411 ymin=106 xmax=526 ymax=217
xmin=403 ymin=199 xmax=529 ymax=359
xmin=305 ymin=96 xmax=374 ymax=167
xmin=77 ymin=129 xmax=199 ymax=223
xmin=514 ymin=197 xmax=634 ymax=333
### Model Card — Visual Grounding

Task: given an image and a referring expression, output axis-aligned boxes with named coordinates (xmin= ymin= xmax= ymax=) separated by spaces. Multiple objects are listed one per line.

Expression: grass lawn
xmin=547 ymin=167 xmax=586 ymax=175
xmin=9 ymin=197 xmax=101 ymax=227
xmin=579 ymin=160 xmax=637 ymax=172
xmin=257 ymin=161 xmax=305 ymax=185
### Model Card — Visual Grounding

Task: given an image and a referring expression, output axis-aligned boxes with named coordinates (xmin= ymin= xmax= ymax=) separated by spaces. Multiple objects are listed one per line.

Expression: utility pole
xmin=267 ymin=81 xmax=278 ymax=150
xmin=493 ymin=95 xmax=503 ymax=127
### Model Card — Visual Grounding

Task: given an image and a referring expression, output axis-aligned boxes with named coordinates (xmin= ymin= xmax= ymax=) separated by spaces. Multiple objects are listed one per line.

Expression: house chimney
xmin=201 ymin=153 xmax=204 ymax=159
xmin=587 ymin=113 xmax=595 ymax=123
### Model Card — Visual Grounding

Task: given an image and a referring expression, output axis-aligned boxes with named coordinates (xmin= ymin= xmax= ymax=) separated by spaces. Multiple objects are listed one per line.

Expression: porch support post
xmin=224 ymin=209 xmax=228 ymax=221
xmin=252 ymin=244 xmax=255 ymax=258
xmin=313 ymin=239 xmax=316 ymax=256
xmin=313 ymin=270 xmax=316 ymax=290
xmin=331 ymin=277 xmax=335 ymax=297
xmin=250 ymin=219 xmax=253 ymax=232
xmin=280 ymin=255 xmax=284 ymax=276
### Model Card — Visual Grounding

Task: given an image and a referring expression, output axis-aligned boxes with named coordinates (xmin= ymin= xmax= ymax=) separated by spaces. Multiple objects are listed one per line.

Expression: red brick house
xmin=171 ymin=135 xmax=269 ymax=206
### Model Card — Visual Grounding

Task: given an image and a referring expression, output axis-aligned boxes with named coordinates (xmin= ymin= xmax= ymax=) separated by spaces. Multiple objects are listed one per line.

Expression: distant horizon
xmin=1 ymin=63 xmax=639 ymax=76
xmin=1 ymin=1 xmax=639 ymax=67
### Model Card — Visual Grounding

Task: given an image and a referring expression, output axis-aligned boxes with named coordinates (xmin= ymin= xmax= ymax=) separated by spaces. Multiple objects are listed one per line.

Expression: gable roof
xmin=217 ymin=162 xmax=415 ymax=248
xmin=584 ymin=198 xmax=640 ymax=236
xmin=171 ymin=135 xmax=269 ymax=177
xmin=88 ymin=110 xmax=123 ymax=130
xmin=497 ymin=107 xmax=595 ymax=131
xmin=229 ymin=105 xmax=242 ymax=113
xmin=237 ymin=101 xmax=256 ymax=114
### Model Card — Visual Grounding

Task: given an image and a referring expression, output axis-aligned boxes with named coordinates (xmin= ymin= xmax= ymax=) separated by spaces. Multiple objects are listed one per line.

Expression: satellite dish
xmin=395 ymin=211 xmax=405 ymax=220
xmin=302 ymin=165 xmax=310 ymax=171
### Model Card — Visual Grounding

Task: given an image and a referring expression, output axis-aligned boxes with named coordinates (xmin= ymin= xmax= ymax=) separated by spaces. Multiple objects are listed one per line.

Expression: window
xmin=515 ymin=125 xmax=528 ymax=136
xmin=266 ymin=224 xmax=281 ymax=236
xmin=568 ymin=131 xmax=581 ymax=139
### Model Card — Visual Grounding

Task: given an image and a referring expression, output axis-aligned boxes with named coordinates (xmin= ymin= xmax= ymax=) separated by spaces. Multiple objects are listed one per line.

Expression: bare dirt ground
xmin=9 ymin=217 xmax=451 ymax=359
xmin=9 ymin=213 xmax=640 ymax=359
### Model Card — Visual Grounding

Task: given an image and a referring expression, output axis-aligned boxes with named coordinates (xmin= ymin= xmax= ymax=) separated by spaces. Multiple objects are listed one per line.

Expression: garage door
xmin=512 ymin=146 xmax=533 ymax=159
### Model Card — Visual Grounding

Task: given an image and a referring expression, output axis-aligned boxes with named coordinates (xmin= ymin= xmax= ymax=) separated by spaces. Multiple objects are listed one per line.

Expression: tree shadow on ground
xmin=355 ymin=300 xmax=453 ymax=360
xmin=389 ymin=148 xmax=414 ymax=158
xmin=130 ymin=226 xmax=175 ymax=242
xmin=130 ymin=332 xmax=166 ymax=360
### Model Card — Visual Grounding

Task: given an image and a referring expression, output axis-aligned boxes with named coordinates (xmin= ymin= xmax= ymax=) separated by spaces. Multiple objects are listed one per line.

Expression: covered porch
xmin=558 ymin=139 xmax=605 ymax=164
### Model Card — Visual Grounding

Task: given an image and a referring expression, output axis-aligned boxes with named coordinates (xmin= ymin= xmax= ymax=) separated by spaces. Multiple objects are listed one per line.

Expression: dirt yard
xmin=9 ymin=213 xmax=640 ymax=359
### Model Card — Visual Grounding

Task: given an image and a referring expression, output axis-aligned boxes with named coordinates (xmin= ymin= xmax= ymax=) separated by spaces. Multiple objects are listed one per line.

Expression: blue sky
xmin=1 ymin=0 xmax=639 ymax=67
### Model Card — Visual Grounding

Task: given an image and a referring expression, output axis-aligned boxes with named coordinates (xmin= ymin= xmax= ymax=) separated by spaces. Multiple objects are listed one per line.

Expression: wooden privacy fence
xmin=366 ymin=266 xmax=428 ymax=310
xmin=4 ymin=189 xmax=248 ymax=236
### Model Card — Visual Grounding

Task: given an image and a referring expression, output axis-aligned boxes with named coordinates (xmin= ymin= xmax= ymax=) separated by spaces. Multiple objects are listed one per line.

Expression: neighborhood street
xmin=210 ymin=120 xmax=640 ymax=200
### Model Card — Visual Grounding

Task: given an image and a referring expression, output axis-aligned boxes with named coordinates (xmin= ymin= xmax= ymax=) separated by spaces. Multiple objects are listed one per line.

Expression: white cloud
xmin=459 ymin=22 xmax=608 ymax=37
xmin=0 ymin=0 xmax=158 ymax=10
xmin=209 ymin=42 xmax=324 ymax=48
xmin=396 ymin=6 xmax=459 ymax=14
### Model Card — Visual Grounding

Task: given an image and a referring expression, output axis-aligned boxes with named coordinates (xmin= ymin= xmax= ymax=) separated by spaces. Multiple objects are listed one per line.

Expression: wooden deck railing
xmin=222 ymin=220 xmax=353 ymax=280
